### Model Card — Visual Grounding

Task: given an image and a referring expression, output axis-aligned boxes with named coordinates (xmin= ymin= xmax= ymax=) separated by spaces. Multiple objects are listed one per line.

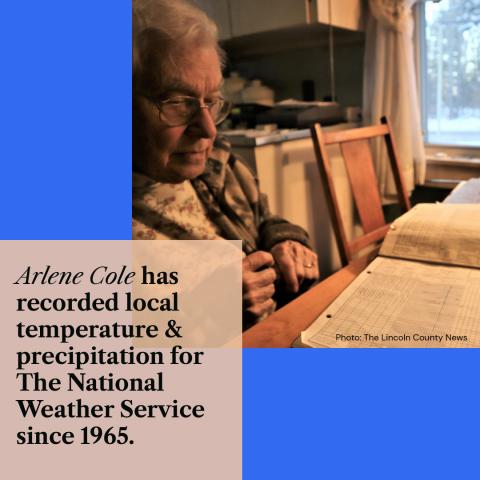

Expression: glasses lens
xmin=159 ymin=97 xmax=232 ymax=126
xmin=161 ymin=98 xmax=198 ymax=126
xmin=211 ymin=99 xmax=232 ymax=125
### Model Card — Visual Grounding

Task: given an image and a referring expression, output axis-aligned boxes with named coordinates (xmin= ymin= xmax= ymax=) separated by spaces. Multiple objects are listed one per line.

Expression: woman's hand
xmin=242 ymin=251 xmax=277 ymax=319
xmin=270 ymin=241 xmax=319 ymax=293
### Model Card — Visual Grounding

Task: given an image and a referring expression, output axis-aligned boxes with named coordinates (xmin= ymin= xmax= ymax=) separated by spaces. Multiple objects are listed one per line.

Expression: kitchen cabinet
xmin=315 ymin=0 xmax=365 ymax=31
xmin=196 ymin=0 xmax=365 ymax=39
xmin=229 ymin=0 xmax=309 ymax=37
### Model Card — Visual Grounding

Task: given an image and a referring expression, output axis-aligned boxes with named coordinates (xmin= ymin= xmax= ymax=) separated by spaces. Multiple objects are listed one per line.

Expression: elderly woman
xmin=132 ymin=0 xmax=319 ymax=325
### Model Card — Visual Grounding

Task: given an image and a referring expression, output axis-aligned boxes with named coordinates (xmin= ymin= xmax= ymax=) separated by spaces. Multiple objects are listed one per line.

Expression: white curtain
xmin=363 ymin=0 xmax=426 ymax=200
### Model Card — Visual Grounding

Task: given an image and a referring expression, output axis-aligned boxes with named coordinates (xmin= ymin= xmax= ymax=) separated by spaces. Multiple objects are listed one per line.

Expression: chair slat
xmin=322 ymin=124 xmax=389 ymax=145
xmin=311 ymin=123 xmax=352 ymax=266
xmin=341 ymin=139 xmax=386 ymax=233
xmin=381 ymin=116 xmax=412 ymax=211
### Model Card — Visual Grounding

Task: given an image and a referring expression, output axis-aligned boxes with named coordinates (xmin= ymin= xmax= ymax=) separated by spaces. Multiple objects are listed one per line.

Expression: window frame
xmin=416 ymin=0 xmax=480 ymax=156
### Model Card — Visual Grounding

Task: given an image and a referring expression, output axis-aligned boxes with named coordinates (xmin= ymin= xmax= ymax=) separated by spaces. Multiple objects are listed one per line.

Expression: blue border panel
xmin=2 ymin=2 xmax=479 ymax=480
xmin=0 ymin=1 xmax=131 ymax=239
xmin=244 ymin=349 xmax=480 ymax=479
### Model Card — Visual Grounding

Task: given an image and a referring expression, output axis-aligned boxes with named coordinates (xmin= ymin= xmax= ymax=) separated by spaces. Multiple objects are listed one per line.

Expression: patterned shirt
xmin=132 ymin=174 xmax=222 ymax=241
xmin=133 ymin=137 xmax=311 ymax=254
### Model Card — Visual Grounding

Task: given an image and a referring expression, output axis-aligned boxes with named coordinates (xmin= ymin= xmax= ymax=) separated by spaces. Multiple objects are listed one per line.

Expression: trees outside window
xmin=421 ymin=0 xmax=480 ymax=146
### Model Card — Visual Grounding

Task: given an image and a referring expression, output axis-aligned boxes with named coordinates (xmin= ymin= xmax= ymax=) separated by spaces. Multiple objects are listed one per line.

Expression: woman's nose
xmin=187 ymin=107 xmax=217 ymax=139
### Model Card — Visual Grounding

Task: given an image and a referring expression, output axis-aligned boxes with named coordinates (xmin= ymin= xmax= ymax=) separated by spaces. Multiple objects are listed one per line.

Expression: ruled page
xmin=379 ymin=203 xmax=480 ymax=269
xmin=301 ymin=257 xmax=480 ymax=348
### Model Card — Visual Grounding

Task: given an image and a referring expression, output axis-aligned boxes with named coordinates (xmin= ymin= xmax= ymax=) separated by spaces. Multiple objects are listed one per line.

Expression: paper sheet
xmin=445 ymin=178 xmax=480 ymax=204
xmin=301 ymin=257 xmax=480 ymax=348
xmin=380 ymin=203 xmax=480 ymax=269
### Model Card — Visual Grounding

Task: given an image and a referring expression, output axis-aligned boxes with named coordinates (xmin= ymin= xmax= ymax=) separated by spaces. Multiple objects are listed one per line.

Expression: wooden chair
xmin=311 ymin=116 xmax=411 ymax=267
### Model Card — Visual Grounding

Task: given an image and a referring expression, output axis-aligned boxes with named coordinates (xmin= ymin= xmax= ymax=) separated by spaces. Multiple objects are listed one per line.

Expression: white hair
xmin=132 ymin=0 xmax=224 ymax=91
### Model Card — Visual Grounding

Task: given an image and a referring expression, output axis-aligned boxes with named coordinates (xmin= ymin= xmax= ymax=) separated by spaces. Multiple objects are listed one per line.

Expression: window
xmin=420 ymin=0 xmax=480 ymax=147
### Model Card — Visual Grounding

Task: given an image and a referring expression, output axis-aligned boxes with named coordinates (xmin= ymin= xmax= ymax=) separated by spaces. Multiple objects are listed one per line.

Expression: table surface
xmin=243 ymin=248 xmax=379 ymax=348
xmin=242 ymin=177 xmax=480 ymax=348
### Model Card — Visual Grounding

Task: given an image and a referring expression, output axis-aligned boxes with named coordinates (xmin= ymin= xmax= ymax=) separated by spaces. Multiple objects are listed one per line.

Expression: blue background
xmin=2 ymin=2 xmax=478 ymax=478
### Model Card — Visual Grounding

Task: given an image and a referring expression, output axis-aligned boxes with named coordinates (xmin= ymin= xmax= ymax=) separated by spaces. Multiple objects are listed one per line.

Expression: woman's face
xmin=133 ymin=47 xmax=223 ymax=183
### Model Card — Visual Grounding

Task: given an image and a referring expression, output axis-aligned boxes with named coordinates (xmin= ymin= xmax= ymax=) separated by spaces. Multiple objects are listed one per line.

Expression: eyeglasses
xmin=148 ymin=95 xmax=232 ymax=127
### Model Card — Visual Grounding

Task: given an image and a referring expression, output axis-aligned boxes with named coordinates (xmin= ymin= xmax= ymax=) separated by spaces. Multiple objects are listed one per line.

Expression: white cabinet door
xmin=315 ymin=0 xmax=365 ymax=31
xmin=229 ymin=0 xmax=309 ymax=37
xmin=195 ymin=0 xmax=232 ymax=40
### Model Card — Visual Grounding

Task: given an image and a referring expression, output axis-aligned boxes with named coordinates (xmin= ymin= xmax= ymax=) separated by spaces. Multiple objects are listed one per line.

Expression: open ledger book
xmin=300 ymin=203 xmax=480 ymax=348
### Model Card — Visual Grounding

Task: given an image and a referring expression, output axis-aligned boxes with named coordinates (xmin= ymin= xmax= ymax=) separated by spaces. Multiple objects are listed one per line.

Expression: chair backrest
xmin=311 ymin=116 xmax=411 ymax=267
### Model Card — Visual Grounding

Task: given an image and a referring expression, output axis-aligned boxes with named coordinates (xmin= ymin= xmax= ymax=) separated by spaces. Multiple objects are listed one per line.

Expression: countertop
xmin=222 ymin=123 xmax=358 ymax=147
xmin=222 ymin=128 xmax=311 ymax=147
